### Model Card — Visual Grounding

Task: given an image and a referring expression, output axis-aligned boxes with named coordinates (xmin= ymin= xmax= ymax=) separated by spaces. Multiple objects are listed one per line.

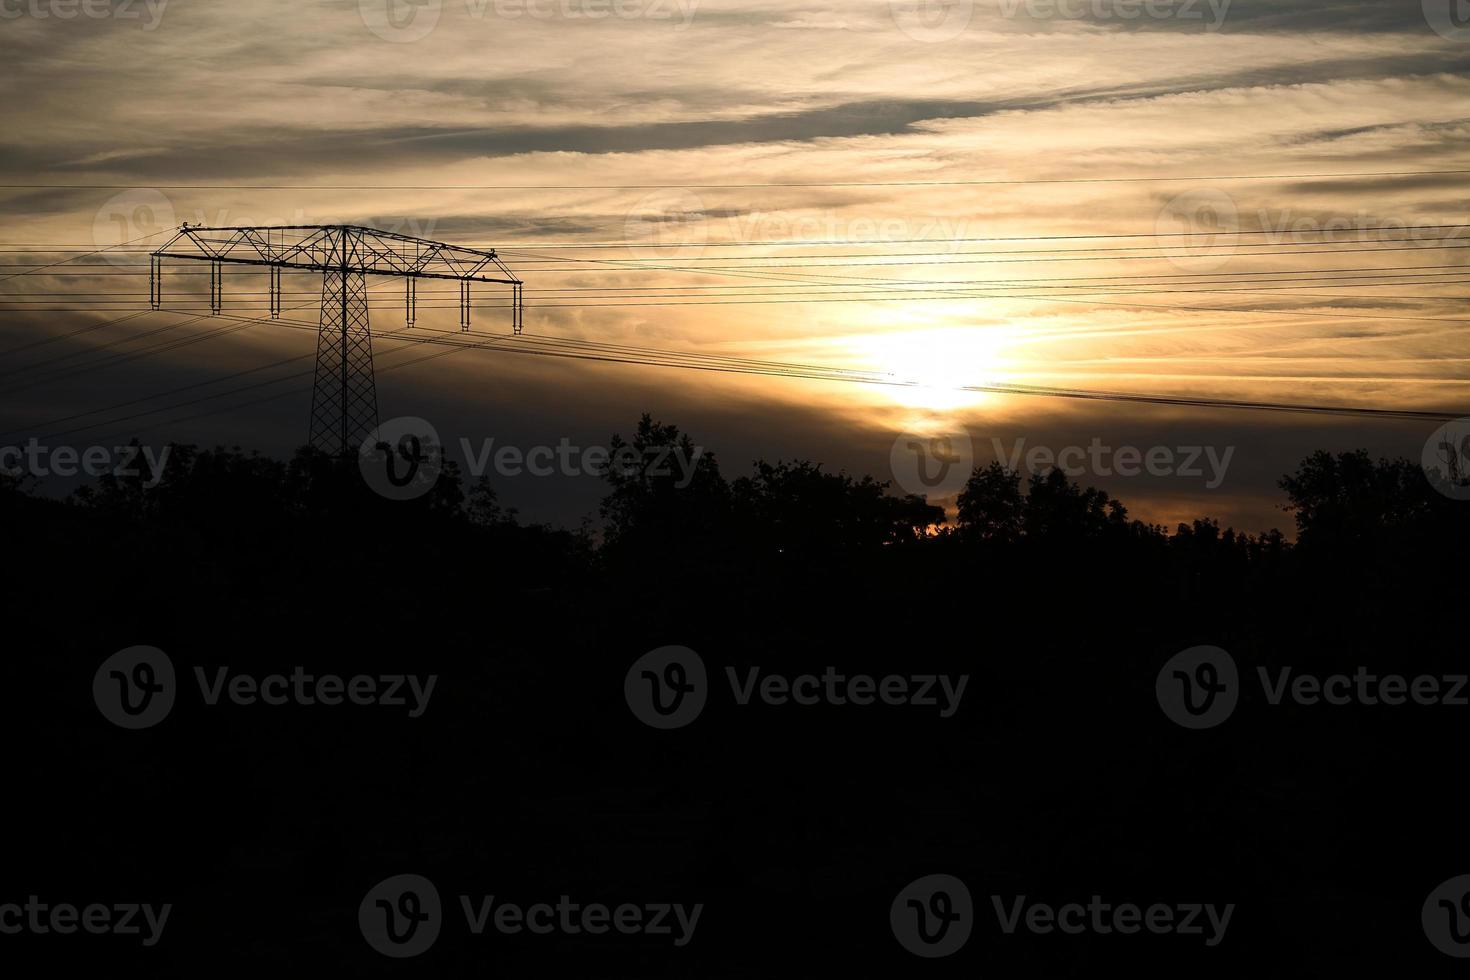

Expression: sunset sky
xmin=2 ymin=0 xmax=1468 ymax=531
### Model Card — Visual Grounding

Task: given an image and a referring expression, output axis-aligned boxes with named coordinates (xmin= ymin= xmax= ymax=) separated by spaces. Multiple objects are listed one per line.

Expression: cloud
xmin=1 ymin=0 xmax=1466 ymax=534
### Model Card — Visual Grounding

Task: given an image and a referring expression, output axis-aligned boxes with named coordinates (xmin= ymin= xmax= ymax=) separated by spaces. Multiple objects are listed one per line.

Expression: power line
xmin=11 ymin=268 xmax=1470 ymax=299
xmin=4 ymin=167 xmax=1469 ymax=190
xmin=0 ymin=229 xmax=172 ymax=284
xmin=7 ymin=218 xmax=1465 ymax=441
xmin=0 ymin=280 xmax=406 ymax=391
xmin=11 ymin=300 xmax=884 ymax=440
xmin=0 ymin=310 xmax=152 ymax=358
xmin=494 ymin=244 xmax=1470 ymax=325
xmin=502 ymin=234 xmax=1470 ymax=263
xmin=7 ymin=222 xmax=1468 ymax=251
xmin=85 ymin=343 xmax=472 ymax=447
xmin=7 ymin=263 xmax=1468 ymax=289
xmin=477 ymin=224 xmax=1470 ymax=249
xmin=6 ymin=286 xmax=1467 ymax=322
xmin=319 ymin=323 xmax=1470 ymax=422
xmin=38 ymin=312 xmax=1465 ymax=442
xmin=514 ymin=244 xmax=1470 ymax=271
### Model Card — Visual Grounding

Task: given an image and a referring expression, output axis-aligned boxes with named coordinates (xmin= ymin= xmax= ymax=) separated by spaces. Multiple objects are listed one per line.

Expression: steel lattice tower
xmin=308 ymin=269 xmax=377 ymax=456
xmin=150 ymin=225 xmax=523 ymax=457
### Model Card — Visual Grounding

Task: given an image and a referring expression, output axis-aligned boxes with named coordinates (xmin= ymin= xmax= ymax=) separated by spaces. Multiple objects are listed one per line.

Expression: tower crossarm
xmin=147 ymin=222 xmax=527 ymax=454
xmin=151 ymin=224 xmax=522 ymax=285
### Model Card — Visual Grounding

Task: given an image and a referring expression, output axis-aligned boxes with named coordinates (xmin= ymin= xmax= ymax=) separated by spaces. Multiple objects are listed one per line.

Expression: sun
xmin=848 ymin=325 xmax=1013 ymax=412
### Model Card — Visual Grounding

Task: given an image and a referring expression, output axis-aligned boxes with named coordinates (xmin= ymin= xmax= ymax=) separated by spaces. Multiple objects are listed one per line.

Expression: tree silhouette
xmin=7 ymin=417 xmax=1470 ymax=973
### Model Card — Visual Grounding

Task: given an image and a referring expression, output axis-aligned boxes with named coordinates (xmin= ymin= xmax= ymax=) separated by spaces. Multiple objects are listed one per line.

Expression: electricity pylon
xmin=150 ymin=224 xmax=523 ymax=456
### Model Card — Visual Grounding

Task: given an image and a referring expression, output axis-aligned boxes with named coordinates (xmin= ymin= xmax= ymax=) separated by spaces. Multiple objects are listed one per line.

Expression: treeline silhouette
xmin=5 ymin=413 xmax=1467 ymax=976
